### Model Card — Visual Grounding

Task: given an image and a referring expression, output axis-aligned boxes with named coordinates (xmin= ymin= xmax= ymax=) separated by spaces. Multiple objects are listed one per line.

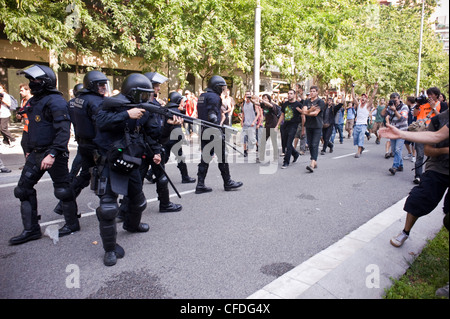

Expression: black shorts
xmin=404 ymin=170 xmax=449 ymax=217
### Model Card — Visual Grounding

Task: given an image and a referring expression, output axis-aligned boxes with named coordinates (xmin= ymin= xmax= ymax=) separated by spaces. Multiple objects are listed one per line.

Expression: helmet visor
xmin=134 ymin=87 xmax=154 ymax=103
xmin=150 ymin=73 xmax=168 ymax=84
xmin=17 ymin=65 xmax=46 ymax=79
xmin=96 ymin=80 xmax=111 ymax=97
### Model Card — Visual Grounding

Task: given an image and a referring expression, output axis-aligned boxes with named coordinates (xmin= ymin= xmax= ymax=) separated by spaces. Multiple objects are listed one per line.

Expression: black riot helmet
xmin=143 ymin=72 xmax=168 ymax=85
xmin=166 ymin=91 xmax=183 ymax=107
xmin=73 ymin=83 xmax=84 ymax=97
xmin=121 ymin=73 xmax=154 ymax=104
xmin=83 ymin=70 xmax=110 ymax=96
xmin=17 ymin=64 xmax=58 ymax=95
xmin=208 ymin=75 xmax=227 ymax=95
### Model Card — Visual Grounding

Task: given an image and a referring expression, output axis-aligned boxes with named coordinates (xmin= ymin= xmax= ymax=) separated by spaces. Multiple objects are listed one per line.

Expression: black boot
xmin=195 ymin=163 xmax=212 ymax=194
xmin=123 ymin=213 xmax=150 ymax=232
xmin=178 ymin=162 xmax=196 ymax=183
xmin=219 ymin=163 xmax=243 ymax=191
xmin=157 ymin=179 xmax=182 ymax=213
xmin=59 ymin=201 xmax=80 ymax=237
xmin=9 ymin=201 xmax=42 ymax=245
xmin=122 ymin=195 xmax=150 ymax=232
xmin=103 ymin=243 xmax=126 ymax=267
xmin=97 ymin=213 xmax=119 ymax=266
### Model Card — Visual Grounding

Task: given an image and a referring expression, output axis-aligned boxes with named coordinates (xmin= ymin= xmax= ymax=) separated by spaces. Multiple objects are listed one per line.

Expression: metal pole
xmin=254 ymin=1 xmax=261 ymax=96
xmin=416 ymin=0 xmax=425 ymax=96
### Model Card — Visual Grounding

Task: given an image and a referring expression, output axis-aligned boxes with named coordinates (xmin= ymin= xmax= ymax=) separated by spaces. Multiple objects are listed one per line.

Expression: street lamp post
xmin=416 ymin=0 xmax=425 ymax=96
xmin=254 ymin=1 xmax=261 ymax=96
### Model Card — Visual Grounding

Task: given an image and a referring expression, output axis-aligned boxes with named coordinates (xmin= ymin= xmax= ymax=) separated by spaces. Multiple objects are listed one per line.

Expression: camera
xmin=352 ymin=83 xmax=356 ymax=87
xmin=415 ymin=94 xmax=428 ymax=106
xmin=388 ymin=100 xmax=395 ymax=106
xmin=0 ymin=93 xmax=4 ymax=98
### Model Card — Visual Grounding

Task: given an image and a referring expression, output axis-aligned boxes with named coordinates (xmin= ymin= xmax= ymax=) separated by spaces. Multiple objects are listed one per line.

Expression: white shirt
xmin=355 ymin=103 xmax=370 ymax=125
xmin=0 ymin=93 xmax=12 ymax=118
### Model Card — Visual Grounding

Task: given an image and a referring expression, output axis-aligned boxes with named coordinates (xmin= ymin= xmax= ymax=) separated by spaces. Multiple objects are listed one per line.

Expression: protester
xmin=345 ymin=101 xmax=356 ymax=139
xmin=412 ymin=87 xmax=441 ymax=183
xmin=16 ymin=83 xmax=32 ymax=159
xmin=352 ymin=83 xmax=378 ymax=158
xmin=381 ymin=92 xmax=409 ymax=175
xmin=390 ymin=109 xmax=448 ymax=248
xmin=439 ymin=93 xmax=448 ymax=112
xmin=240 ymin=91 xmax=260 ymax=158
xmin=302 ymin=86 xmax=326 ymax=172
xmin=0 ymin=156 xmax=11 ymax=173
xmin=371 ymin=97 xmax=386 ymax=145
xmin=331 ymin=94 xmax=346 ymax=145
xmin=221 ymin=88 xmax=235 ymax=126
xmin=0 ymin=83 xmax=16 ymax=146
xmin=275 ymin=89 xmax=302 ymax=169
xmin=259 ymin=93 xmax=280 ymax=163
xmin=320 ymin=97 xmax=337 ymax=154
xmin=403 ymin=96 xmax=417 ymax=164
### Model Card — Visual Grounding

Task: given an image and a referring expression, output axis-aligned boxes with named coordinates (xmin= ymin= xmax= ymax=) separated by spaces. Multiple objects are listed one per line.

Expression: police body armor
xmin=27 ymin=93 xmax=70 ymax=150
xmin=69 ymin=92 xmax=104 ymax=141
xmin=96 ymin=94 xmax=153 ymax=196
xmin=197 ymin=89 xmax=222 ymax=124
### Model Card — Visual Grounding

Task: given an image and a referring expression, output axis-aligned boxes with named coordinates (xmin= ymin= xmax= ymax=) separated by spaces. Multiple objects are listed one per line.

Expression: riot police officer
xmin=9 ymin=64 xmax=79 ymax=245
xmin=196 ymin=75 xmax=243 ymax=194
xmin=141 ymin=72 xmax=182 ymax=213
xmin=93 ymin=73 xmax=158 ymax=266
xmin=161 ymin=91 xmax=195 ymax=183
xmin=54 ymin=71 xmax=110 ymax=216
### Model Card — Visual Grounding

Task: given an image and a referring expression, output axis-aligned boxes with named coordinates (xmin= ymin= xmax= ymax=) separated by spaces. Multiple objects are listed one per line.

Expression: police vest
xmin=197 ymin=89 xmax=221 ymax=124
xmin=27 ymin=93 xmax=70 ymax=149
xmin=69 ymin=93 xmax=103 ymax=140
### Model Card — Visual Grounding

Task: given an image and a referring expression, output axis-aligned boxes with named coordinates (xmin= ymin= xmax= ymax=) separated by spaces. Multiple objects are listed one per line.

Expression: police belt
xmin=31 ymin=146 xmax=49 ymax=153
xmin=76 ymin=137 xmax=95 ymax=145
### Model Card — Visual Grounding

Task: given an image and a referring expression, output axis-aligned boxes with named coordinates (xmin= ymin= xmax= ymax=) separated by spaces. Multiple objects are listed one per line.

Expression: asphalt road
xmin=0 ymin=132 xmax=418 ymax=299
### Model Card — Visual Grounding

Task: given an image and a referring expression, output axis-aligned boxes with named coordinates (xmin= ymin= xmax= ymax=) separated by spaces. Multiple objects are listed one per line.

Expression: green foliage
xmin=0 ymin=0 xmax=448 ymax=94
xmin=384 ymin=227 xmax=449 ymax=299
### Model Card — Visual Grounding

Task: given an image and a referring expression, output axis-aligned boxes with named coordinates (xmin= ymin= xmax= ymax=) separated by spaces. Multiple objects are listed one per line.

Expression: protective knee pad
xmin=14 ymin=185 xmax=33 ymax=201
xmin=96 ymin=197 xmax=119 ymax=221
xmin=156 ymin=175 xmax=168 ymax=193
xmin=54 ymin=186 xmax=75 ymax=201
xmin=129 ymin=192 xmax=147 ymax=214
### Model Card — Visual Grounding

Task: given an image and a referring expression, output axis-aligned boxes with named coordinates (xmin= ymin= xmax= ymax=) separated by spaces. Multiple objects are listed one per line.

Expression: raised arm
xmin=351 ymin=85 xmax=359 ymax=105
xmin=368 ymin=83 xmax=378 ymax=109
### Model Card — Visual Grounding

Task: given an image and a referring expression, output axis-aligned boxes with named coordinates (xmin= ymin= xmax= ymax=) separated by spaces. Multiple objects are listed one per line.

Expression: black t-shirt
xmin=281 ymin=100 xmax=302 ymax=125
xmin=426 ymin=110 xmax=449 ymax=175
xmin=304 ymin=98 xmax=326 ymax=129
xmin=262 ymin=102 xmax=279 ymax=128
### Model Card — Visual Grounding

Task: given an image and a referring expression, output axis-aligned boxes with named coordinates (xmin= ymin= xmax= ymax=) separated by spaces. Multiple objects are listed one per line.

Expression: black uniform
xmin=94 ymin=93 xmax=159 ymax=266
xmin=53 ymin=91 xmax=104 ymax=215
xmin=160 ymin=100 xmax=195 ymax=184
xmin=9 ymin=92 xmax=79 ymax=244
xmin=196 ymin=85 xmax=242 ymax=193
xmin=139 ymin=96 xmax=183 ymax=213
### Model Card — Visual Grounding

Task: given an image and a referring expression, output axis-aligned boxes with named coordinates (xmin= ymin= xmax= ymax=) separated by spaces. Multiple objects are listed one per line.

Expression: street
xmin=0 ymin=132 xmax=418 ymax=299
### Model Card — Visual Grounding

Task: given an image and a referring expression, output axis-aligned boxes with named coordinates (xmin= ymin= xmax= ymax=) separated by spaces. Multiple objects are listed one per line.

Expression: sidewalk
xmin=248 ymin=197 xmax=445 ymax=299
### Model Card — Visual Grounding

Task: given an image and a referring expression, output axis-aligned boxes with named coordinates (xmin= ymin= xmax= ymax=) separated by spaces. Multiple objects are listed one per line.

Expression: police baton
xmin=144 ymin=143 xmax=182 ymax=199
